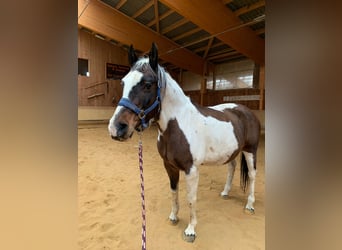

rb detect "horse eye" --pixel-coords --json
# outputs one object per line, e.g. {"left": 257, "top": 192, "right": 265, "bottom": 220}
{"left": 145, "top": 81, "right": 152, "bottom": 90}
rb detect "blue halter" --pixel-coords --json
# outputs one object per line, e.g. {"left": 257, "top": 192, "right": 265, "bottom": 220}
{"left": 117, "top": 81, "right": 161, "bottom": 130}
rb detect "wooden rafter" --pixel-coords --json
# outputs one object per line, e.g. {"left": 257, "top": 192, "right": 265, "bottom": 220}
{"left": 213, "top": 41, "right": 225, "bottom": 47}
{"left": 234, "top": 0, "right": 265, "bottom": 16}
{"left": 222, "top": 0, "right": 233, "bottom": 5}
{"left": 78, "top": 0, "right": 205, "bottom": 75}
{"left": 147, "top": 9, "right": 173, "bottom": 27}
{"left": 194, "top": 41, "right": 225, "bottom": 53}
{"left": 213, "top": 54, "right": 245, "bottom": 63}
{"left": 172, "top": 27, "right": 201, "bottom": 41}
{"left": 208, "top": 48, "right": 235, "bottom": 58}
{"left": 208, "top": 51, "right": 240, "bottom": 61}
{"left": 161, "top": 18, "right": 188, "bottom": 35}
{"left": 203, "top": 37, "right": 214, "bottom": 58}
{"left": 256, "top": 28, "right": 265, "bottom": 35}
{"left": 160, "top": 0, "right": 265, "bottom": 64}
{"left": 115, "top": 0, "right": 127, "bottom": 9}
{"left": 78, "top": 0, "right": 89, "bottom": 18}
{"left": 132, "top": 1, "right": 154, "bottom": 18}
{"left": 153, "top": 0, "right": 160, "bottom": 32}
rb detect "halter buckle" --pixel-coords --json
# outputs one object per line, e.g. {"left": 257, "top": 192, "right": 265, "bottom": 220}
{"left": 138, "top": 110, "right": 146, "bottom": 120}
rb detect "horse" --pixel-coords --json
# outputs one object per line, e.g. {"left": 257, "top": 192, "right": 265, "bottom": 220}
{"left": 108, "top": 43, "right": 260, "bottom": 243}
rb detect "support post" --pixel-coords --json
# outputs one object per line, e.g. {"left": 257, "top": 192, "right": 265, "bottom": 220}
{"left": 212, "top": 64, "right": 216, "bottom": 90}
{"left": 200, "top": 61, "right": 208, "bottom": 106}
{"left": 258, "top": 64, "right": 265, "bottom": 110}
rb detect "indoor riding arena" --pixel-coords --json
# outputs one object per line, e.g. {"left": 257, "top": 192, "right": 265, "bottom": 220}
{"left": 78, "top": 0, "right": 265, "bottom": 249}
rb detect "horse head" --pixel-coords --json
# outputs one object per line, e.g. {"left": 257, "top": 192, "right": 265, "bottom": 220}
{"left": 108, "top": 43, "right": 161, "bottom": 141}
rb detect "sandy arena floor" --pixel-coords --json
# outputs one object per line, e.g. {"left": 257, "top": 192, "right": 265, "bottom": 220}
{"left": 78, "top": 123, "right": 265, "bottom": 250}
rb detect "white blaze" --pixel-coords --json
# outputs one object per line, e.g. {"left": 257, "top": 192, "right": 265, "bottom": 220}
{"left": 108, "top": 70, "right": 143, "bottom": 137}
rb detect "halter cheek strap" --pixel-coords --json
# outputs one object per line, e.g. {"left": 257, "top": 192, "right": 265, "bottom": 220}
{"left": 117, "top": 85, "right": 161, "bottom": 129}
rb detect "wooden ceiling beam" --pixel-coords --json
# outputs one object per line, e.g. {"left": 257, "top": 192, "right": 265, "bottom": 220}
{"left": 161, "top": 18, "right": 188, "bottom": 35}
{"left": 160, "top": 0, "right": 264, "bottom": 64}
{"left": 147, "top": 9, "right": 173, "bottom": 27}
{"left": 172, "top": 27, "right": 201, "bottom": 41}
{"left": 208, "top": 48, "right": 235, "bottom": 57}
{"left": 208, "top": 51, "right": 240, "bottom": 60}
{"left": 213, "top": 54, "right": 245, "bottom": 63}
{"left": 78, "top": 0, "right": 205, "bottom": 75}
{"left": 203, "top": 37, "right": 214, "bottom": 58}
{"left": 132, "top": 1, "right": 154, "bottom": 18}
{"left": 153, "top": 0, "right": 160, "bottom": 32}
{"left": 234, "top": 0, "right": 265, "bottom": 16}
{"left": 222, "top": 0, "right": 233, "bottom": 4}
{"left": 194, "top": 41, "right": 227, "bottom": 53}
{"left": 256, "top": 28, "right": 265, "bottom": 35}
{"left": 115, "top": 0, "right": 127, "bottom": 9}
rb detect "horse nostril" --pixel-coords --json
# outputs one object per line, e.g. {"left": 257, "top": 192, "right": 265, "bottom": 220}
{"left": 116, "top": 122, "right": 128, "bottom": 137}
{"left": 118, "top": 122, "right": 128, "bottom": 130}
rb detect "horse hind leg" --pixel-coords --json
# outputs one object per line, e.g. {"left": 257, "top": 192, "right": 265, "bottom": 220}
{"left": 221, "top": 159, "right": 237, "bottom": 198}
{"left": 183, "top": 165, "right": 199, "bottom": 243}
{"left": 242, "top": 151, "right": 257, "bottom": 214}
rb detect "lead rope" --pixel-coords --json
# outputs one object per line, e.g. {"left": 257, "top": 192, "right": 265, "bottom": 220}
{"left": 138, "top": 132, "right": 147, "bottom": 250}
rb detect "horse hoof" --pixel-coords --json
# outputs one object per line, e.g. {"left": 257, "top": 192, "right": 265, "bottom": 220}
{"left": 169, "top": 218, "right": 179, "bottom": 226}
{"left": 183, "top": 232, "right": 196, "bottom": 243}
{"left": 220, "top": 194, "right": 229, "bottom": 200}
{"left": 244, "top": 207, "right": 255, "bottom": 215}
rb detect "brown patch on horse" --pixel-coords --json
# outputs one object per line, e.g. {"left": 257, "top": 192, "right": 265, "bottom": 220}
{"left": 157, "top": 119, "right": 193, "bottom": 175}
{"left": 227, "top": 105, "right": 260, "bottom": 154}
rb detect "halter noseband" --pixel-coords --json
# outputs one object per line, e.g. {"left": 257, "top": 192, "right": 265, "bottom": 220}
{"left": 117, "top": 79, "right": 161, "bottom": 130}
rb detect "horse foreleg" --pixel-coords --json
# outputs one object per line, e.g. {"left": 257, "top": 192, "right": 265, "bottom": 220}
{"left": 183, "top": 166, "right": 199, "bottom": 243}
{"left": 243, "top": 151, "right": 257, "bottom": 214}
{"left": 163, "top": 161, "right": 180, "bottom": 224}
{"left": 169, "top": 187, "right": 179, "bottom": 224}
{"left": 221, "top": 159, "right": 237, "bottom": 198}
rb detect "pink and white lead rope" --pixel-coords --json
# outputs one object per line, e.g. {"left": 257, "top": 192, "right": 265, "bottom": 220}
{"left": 138, "top": 135, "right": 146, "bottom": 250}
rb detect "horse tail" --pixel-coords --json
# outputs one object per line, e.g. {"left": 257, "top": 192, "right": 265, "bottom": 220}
{"left": 240, "top": 153, "right": 249, "bottom": 193}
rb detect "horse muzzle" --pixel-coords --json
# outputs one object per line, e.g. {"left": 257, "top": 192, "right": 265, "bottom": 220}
{"left": 109, "top": 120, "right": 135, "bottom": 141}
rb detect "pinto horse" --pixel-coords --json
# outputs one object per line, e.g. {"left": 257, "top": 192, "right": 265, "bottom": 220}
{"left": 108, "top": 43, "right": 260, "bottom": 242}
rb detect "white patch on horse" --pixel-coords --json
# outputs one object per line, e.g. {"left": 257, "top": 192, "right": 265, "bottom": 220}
{"left": 158, "top": 73, "right": 239, "bottom": 166}
{"left": 133, "top": 57, "right": 149, "bottom": 69}
{"left": 121, "top": 70, "right": 143, "bottom": 98}
{"left": 169, "top": 188, "right": 179, "bottom": 222}
{"left": 243, "top": 151, "right": 257, "bottom": 211}
{"left": 184, "top": 166, "right": 199, "bottom": 238}
{"left": 210, "top": 103, "right": 238, "bottom": 111}
{"left": 157, "top": 130, "right": 162, "bottom": 142}
{"left": 108, "top": 112, "right": 118, "bottom": 136}
{"left": 221, "top": 159, "right": 237, "bottom": 197}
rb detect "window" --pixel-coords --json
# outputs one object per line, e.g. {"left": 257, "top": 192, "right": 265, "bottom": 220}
{"left": 207, "top": 59, "right": 254, "bottom": 90}
{"left": 78, "top": 58, "right": 89, "bottom": 76}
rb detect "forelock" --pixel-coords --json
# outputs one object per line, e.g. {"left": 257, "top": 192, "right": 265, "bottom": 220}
{"left": 131, "top": 57, "right": 157, "bottom": 77}
{"left": 121, "top": 56, "right": 162, "bottom": 98}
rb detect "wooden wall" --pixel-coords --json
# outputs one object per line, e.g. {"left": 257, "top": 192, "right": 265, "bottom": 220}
{"left": 185, "top": 88, "right": 262, "bottom": 110}
{"left": 78, "top": 29, "right": 128, "bottom": 106}
{"left": 78, "top": 28, "right": 265, "bottom": 112}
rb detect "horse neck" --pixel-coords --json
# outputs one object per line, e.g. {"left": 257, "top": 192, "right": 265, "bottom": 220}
{"left": 158, "top": 69, "right": 194, "bottom": 130}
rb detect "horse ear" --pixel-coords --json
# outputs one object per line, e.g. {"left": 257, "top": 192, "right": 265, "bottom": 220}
{"left": 128, "top": 45, "right": 138, "bottom": 66}
{"left": 149, "top": 43, "right": 158, "bottom": 72}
